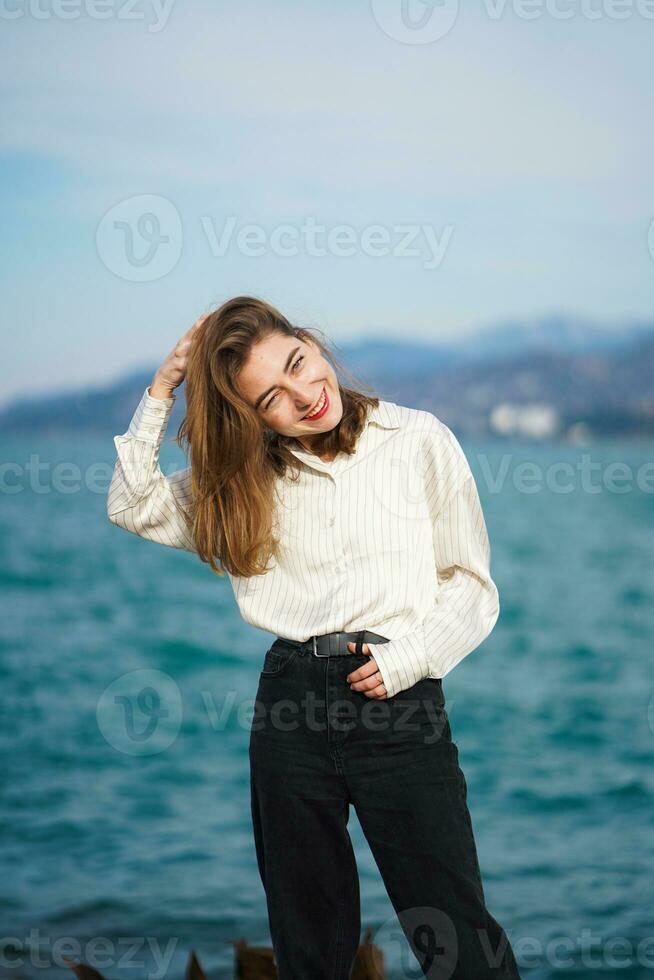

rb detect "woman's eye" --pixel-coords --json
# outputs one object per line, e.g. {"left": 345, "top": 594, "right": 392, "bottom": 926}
{"left": 264, "top": 355, "right": 305, "bottom": 411}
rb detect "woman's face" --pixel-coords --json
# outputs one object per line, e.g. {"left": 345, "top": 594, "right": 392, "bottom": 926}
{"left": 238, "top": 332, "right": 343, "bottom": 447}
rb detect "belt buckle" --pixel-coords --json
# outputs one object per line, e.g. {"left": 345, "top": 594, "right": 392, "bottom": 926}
{"left": 311, "top": 635, "right": 331, "bottom": 658}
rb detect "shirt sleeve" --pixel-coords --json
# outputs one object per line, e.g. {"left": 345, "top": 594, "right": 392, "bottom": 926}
{"left": 106, "top": 385, "right": 197, "bottom": 554}
{"left": 365, "top": 416, "right": 500, "bottom": 697}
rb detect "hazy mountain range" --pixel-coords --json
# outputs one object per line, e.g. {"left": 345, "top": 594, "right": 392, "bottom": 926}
{"left": 3, "top": 315, "right": 654, "bottom": 440}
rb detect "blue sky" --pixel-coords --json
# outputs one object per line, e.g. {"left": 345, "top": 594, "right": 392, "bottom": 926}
{"left": 2, "top": 0, "right": 653, "bottom": 406}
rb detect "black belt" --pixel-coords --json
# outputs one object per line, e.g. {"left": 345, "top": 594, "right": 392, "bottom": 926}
{"left": 280, "top": 629, "right": 390, "bottom": 658}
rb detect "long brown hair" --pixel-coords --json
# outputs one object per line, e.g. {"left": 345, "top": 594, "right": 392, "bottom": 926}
{"left": 174, "top": 296, "right": 382, "bottom": 578}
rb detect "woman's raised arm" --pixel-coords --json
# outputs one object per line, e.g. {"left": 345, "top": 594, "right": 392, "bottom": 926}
{"left": 106, "top": 314, "right": 209, "bottom": 553}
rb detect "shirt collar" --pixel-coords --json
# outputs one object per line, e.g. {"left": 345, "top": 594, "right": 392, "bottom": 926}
{"left": 365, "top": 399, "right": 401, "bottom": 430}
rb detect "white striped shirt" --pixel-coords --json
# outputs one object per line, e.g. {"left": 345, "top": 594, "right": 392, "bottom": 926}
{"left": 107, "top": 385, "right": 500, "bottom": 697}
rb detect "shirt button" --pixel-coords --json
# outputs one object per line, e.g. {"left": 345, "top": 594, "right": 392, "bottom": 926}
{"left": 328, "top": 516, "right": 335, "bottom": 526}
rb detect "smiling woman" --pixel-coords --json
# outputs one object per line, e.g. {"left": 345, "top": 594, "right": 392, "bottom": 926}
{"left": 106, "top": 293, "right": 520, "bottom": 980}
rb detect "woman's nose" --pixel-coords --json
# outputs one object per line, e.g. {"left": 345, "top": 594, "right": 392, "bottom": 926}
{"left": 293, "top": 385, "right": 319, "bottom": 411}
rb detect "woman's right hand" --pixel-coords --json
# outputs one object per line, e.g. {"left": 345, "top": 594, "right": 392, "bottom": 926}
{"left": 149, "top": 313, "right": 211, "bottom": 399}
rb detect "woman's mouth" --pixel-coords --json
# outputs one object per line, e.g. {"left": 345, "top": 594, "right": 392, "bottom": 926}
{"left": 302, "top": 386, "right": 329, "bottom": 422}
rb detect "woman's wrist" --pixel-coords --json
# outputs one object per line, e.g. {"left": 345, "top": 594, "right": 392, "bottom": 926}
{"left": 149, "top": 375, "right": 177, "bottom": 400}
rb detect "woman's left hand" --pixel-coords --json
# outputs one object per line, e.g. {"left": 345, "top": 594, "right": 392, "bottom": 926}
{"left": 346, "top": 642, "right": 388, "bottom": 698}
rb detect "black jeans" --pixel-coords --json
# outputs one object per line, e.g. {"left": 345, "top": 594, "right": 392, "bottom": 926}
{"left": 249, "top": 636, "right": 521, "bottom": 980}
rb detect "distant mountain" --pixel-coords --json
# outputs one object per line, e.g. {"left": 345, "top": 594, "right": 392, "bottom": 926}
{"left": 380, "top": 331, "right": 654, "bottom": 438}
{"left": 334, "top": 314, "right": 654, "bottom": 381}
{"left": 2, "top": 317, "right": 653, "bottom": 440}
{"left": 459, "top": 314, "right": 654, "bottom": 360}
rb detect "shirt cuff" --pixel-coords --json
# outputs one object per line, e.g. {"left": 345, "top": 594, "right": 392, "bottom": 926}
{"left": 365, "top": 627, "right": 431, "bottom": 699}
{"left": 126, "top": 385, "right": 176, "bottom": 447}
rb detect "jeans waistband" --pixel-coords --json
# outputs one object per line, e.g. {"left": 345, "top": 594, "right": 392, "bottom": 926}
{"left": 275, "top": 629, "right": 390, "bottom": 658}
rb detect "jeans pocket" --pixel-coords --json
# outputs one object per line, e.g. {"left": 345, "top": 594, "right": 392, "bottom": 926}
{"left": 260, "top": 642, "right": 301, "bottom": 677}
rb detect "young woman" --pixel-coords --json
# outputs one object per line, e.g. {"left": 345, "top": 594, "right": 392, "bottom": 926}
{"left": 107, "top": 296, "right": 521, "bottom": 980}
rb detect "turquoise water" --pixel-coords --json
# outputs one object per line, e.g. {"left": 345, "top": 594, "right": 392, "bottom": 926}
{"left": 1, "top": 434, "right": 653, "bottom": 979}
